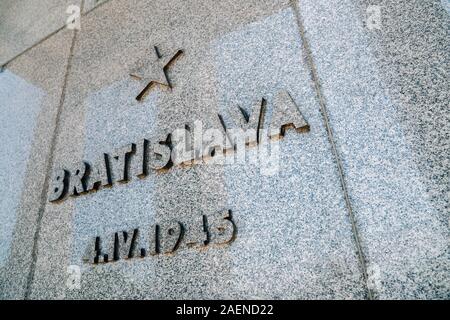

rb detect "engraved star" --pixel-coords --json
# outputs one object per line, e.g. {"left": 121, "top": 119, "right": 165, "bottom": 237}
{"left": 130, "top": 46, "right": 183, "bottom": 101}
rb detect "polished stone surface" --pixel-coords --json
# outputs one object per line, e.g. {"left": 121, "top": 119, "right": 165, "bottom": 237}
{"left": 83, "top": 0, "right": 110, "bottom": 13}
{"left": 0, "top": 0, "right": 448, "bottom": 300}
{"left": 0, "top": 0, "right": 80, "bottom": 65}
{"left": 29, "top": 0, "right": 367, "bottom": 299}
{"left": 0, "top": 28, "right": 74, "bottom": 299}
{"left": 297, "top": 0, "right": 449, "bottom": 299}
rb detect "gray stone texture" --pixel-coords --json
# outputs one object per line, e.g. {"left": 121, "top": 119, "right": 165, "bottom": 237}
{"left": 0, "top": 28, "right": 75, "bottom": 299}
{"left": 0, "top": 0, "right": 448, "bottom": 300}
{"left": 297, "top": 0, "right": 449, "bottom": 299}
{"left": 0, "top": 0, "right": 81, "bottom": 65}
{"left": 29, "top": 0, "right": 367, "bottom": 299}
{"left": 83, "top": 0, "right": 111, "bottom": 14}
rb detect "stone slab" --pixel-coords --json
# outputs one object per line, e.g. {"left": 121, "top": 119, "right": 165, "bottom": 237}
{"left": 0, "top": 28, "right": 74, "bottom": 299}
{"left": 29, "top": 0, "right": 368, "bottom": 299}
{"left": 297, "top": 0, "right": 449, "bottom": 299}
{"left": 1, "top": 0, "right": 447, "bottom": 300}
{"left": 0, "top": 0, "right": 81, "bottom": 65}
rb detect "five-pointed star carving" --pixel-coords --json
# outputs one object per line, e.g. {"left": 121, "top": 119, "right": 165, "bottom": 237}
{"left": 130, "top": 46, "right": 183, "bottom": 101}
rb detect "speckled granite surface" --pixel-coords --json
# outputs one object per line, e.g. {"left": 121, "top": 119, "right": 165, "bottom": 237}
{"left": 28, "top": 0, "right": 367, "bottom": 299}
{"left": 0, "top": 0, "right": 81, "bottom": 65}
{"left": 0, "top": 29, "right": 75, "bottom": 299}
{"left": 297, "top": 0, "right": 449, "bottom": 299}
{"left": 0, "top": 0, "right": 448, "bottom": 299}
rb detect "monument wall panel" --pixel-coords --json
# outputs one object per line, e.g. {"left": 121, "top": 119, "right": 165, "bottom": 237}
{"left": 0, "top": 0, "right": 448, "bottom": 300}
{"left": 0, "top": 29, "right": 75, "bottom": 299}
{"left": 297, "top": 0, "right": 449, "bottom": 299}
{"left": 29, "top": 0, "right": 368, "bottom": 299}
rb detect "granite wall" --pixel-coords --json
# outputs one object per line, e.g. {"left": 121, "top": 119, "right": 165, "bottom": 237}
{"left": 0, "top": 0, "right": 448, "bottom": 299}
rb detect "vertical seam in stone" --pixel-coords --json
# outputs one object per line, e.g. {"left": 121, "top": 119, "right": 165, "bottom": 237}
{"left": 289, "top": 0, "right": 374, "bottom": 300}
{"left": 24, "top": 0, "right": 83, "bottom": 299}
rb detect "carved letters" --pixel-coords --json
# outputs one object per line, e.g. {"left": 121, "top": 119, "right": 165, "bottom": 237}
{"left": 82, "top": 210, "right": 236, "bottom": 264}
{"left": 48, "top": 89, "right": 309, "bottom": 202}
{"left": 48, "top": 46, "right": 312, "bottom": 266}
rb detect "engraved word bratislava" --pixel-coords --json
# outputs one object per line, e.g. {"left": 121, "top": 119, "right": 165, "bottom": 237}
{"left": 48, "top": 47, "right": 311, "bottom": 264}
{"left": 48, "top": 89, "right": 309, "bottom": 202}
